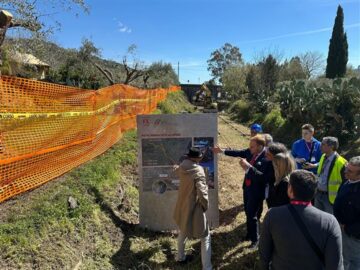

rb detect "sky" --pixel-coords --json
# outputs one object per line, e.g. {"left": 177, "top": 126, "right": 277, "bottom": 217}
{"left": 14, "top": 0, "right": 360, "bottom": 84}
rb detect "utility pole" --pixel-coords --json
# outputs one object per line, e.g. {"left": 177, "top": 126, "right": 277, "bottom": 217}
{"left": 177, "top": 61, "right": 180, "bottom": 82}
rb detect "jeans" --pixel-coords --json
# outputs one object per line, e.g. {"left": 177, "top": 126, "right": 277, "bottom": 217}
{"left": 177, "top": 231, "right": 212, "bottom": 270}
{"left": 314, "top": 192, "right": 333, "bottom": 214}
{"left": 342, "top": 230, "right": 360, "bottom": 270}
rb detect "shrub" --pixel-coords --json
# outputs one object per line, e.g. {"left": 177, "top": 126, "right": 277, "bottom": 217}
{"left": 262, "top": 107, "right": 286, "bottom": 134}
{"left": 252, "top": 113, "right": 266, "bottom": 125}
{"left": 217, "top": 100, "right": 231, "bottom": 111}
{"left": 277, "top": 77, "right": 360, "bottom": 146}
{"left": 273, "top": 120, "right": 300, "bottom": 146}
{"left": 157, "top": 91, "right": 194, "bottom": 114}
{"left": 228, "top": 99, "right": 251, "bottom": 122}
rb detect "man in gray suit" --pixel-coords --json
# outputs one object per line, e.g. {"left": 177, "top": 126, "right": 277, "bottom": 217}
{"left": 259, "top": 170, "right": 343, "bottom": 270}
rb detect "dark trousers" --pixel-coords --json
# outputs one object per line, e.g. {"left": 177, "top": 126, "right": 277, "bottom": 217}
{"left": 244, "top": 187, "right": 264, "bottom": 242}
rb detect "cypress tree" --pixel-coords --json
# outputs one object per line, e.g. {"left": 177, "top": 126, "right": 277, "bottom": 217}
{"left": 326, "top": 5, "right": 348, "bottom": 78}
{"left": 259, "top": 54, "right": 279, "bottom": 95}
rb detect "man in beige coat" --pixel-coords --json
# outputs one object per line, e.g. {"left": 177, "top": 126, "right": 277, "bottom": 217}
{"left": 173, "top": 147, "right": 212, "bottom": 270}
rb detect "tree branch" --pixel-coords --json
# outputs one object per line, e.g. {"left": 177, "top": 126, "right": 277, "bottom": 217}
{"left": 92, "top": 61, "right": 115, "bottom": 85}
{"left": 9, "top": 19, "right": 41, "bottom": 31}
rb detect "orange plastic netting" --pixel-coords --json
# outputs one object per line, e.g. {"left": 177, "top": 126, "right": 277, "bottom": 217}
{"left": 0, "top": 75, "right": 179, "bottom": 203}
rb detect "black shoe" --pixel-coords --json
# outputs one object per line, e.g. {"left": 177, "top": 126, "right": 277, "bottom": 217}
{"left": 249, "top": 241, "right": 259, "bottom": 250}
{"left": 177, "top": 254, "right": 194, "bottom": 265}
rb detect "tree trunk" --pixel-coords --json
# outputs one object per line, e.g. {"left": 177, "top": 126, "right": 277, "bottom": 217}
{"left": 92, "top": 61, "right": 115, "bottom": 85}
{"left": 0, "top": 10, "right": 13, "bottom": 71}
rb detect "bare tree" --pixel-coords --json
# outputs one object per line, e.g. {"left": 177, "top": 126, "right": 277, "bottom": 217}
{"left": 121, "top": 44, "right": 147, "bottom": 85}
{"left": 0, "top": 0, "right": 88, "bottom": 68}
{"left": 252, "top": 46, "right": 285, "bottom": 64}
{"left": 142, "top": 72, "right": 151, "bottom": 88}
{"left": 0, "top": 0, "right": 88, "bottom": 44}
{"left": 78, "top": 41, "right": 149, "bottom": 87}
{"left": 299, "top": 51, "right": 325, "bottom": 79}
{"left": 122, "top": 59, "right": 146, "bottom": 85}
{"left": 0, "top": 10, "right": 41, "bottom": 49}
{"left": 78, "top": 38, "right": 115, "bottom": 85}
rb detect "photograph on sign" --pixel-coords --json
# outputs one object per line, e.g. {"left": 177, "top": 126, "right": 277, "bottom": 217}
{"left": 194, "top": 137, "right": 215, "bottom": 189}
{"left": 142, "top": 167, "right": 180, "bottom": 193}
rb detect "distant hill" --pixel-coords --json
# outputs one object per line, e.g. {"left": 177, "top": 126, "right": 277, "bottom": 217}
{"left": 2, "top": 38, "right": 179, "bottom": 89}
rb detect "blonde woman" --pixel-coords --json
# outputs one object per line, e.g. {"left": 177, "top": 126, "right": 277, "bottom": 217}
{"left": 267, "top": 153, "right": 296, "bottom": 208}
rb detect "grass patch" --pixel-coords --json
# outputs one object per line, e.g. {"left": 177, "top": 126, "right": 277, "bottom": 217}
{"left": 228, "top": 99, "right": 252, "bottom": 123}
{"left": 158, "top": 91, "right": 195, "bottom": 114}
{"left": 0, "top": 131, "right": 138, "bottom": 269}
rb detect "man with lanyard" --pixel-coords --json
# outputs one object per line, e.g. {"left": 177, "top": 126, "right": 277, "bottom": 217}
{"left": 213, "top": 135, "right": 271, "bottom": 249}
{"left": 334, "top": 156, "right": 360, "bottom": 270}
{"left": 315, "top": 136, "right": 347, "bottom": 214}
{"left": 292, "top": 124, "right": 322, "bottom": 173}
{"left": 259, "top": 170, "right": 343, "bottom": 270}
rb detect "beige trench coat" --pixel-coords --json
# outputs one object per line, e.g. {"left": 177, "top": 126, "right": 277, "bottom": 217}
{"left": 173, "top": 159, "right": 209, "bottom": 239}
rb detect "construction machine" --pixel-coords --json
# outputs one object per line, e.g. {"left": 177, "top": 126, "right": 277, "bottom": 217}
{"left": 192, "top": 84, "right": 217, "bottom": 113}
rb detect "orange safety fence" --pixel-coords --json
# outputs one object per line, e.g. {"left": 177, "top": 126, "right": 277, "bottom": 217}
{"left": 0, "top": 75, "right": 180, "bottom": 203}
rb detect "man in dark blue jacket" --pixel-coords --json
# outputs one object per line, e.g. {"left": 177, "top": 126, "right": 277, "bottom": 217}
{"left": 334, "top": 156, "right": 360, "bottom": 270}
{"left": 213, "top": 135, "right": 271, "bottom": 248}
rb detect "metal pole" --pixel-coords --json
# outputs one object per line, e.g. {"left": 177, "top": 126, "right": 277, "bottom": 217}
{"left": 177, "top": 61, "right": 180, "bottom": 81}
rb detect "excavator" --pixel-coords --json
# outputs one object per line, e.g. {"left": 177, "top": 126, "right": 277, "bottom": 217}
{"left": 192, "top": 83, "right": 217, "bottom": 113}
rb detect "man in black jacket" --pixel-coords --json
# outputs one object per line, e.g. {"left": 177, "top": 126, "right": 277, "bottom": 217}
{"left": 259, "top": 170, "right": 343, "bottom": 270}
{"left": 213, "top": 135, "right": 271, "bottom": 248}
{"left": 334, "top": 156, "right": 360, "bottom": 270}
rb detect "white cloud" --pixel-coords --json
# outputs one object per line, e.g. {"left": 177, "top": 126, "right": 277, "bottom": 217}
{"left": 239, "top": 23, "right": 360, "bottom": 44}
{"left": 117, "top": 21, "right": 132, "bottom": 33}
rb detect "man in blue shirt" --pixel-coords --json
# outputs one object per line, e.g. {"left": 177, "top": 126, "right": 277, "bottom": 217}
{"left": 291, "top": 124, "right": 322, "bottom": 173}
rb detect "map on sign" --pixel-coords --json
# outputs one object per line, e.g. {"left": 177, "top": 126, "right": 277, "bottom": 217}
{"left": 142, "top": 138, "right": 192, "bottom": 166}
{"left": 141, "top": 136, "right": 215, "bottom": 191}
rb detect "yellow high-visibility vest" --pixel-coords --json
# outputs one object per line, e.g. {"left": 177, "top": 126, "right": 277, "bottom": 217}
{"left": 317, "top": 154, "right": 347, "bottom": 204}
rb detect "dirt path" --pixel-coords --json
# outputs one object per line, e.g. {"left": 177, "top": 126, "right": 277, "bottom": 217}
{"left": 204, "top": 114, "right": 262, "bottom": 269}
{"left": 217, "top": 113, "right": 249, "bottom": 214}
